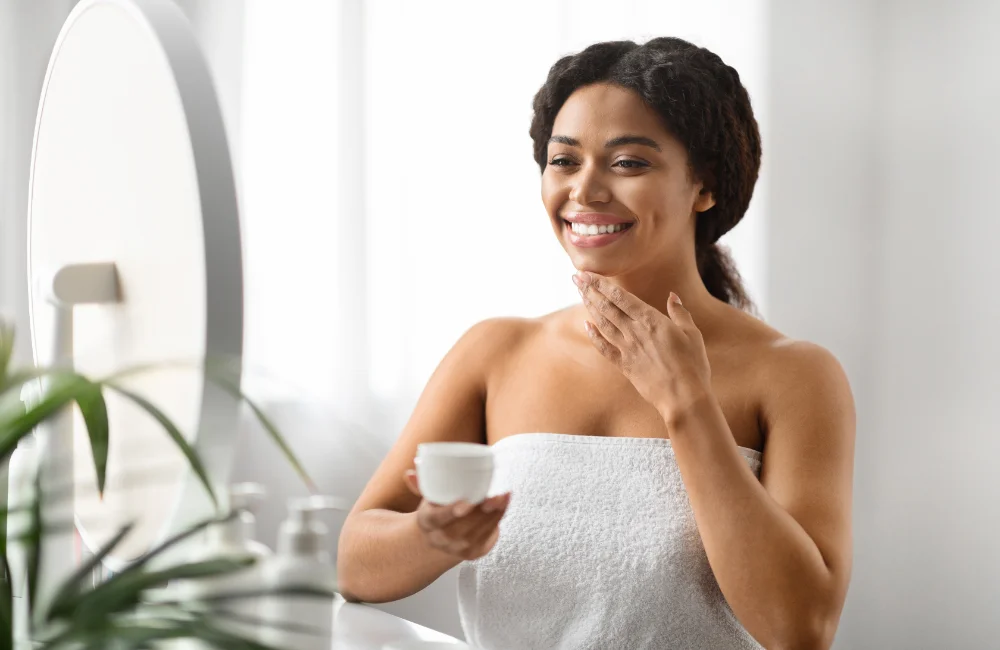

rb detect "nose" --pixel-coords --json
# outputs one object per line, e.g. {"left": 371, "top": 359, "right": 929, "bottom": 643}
{"left": 568, "top": 165, "right": 611, "bottom": 205}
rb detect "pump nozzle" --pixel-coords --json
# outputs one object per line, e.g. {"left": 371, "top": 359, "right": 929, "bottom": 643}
{"left": 277, "top": 495, "right": 351, "bottom": 557}
{"left": 229, "top": 483, "right": 265, "bottom": 512}
{"left": 210, "top": 483, "right": 266, "bottom": 547}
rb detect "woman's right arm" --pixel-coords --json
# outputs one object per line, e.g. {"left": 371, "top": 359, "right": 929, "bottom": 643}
{"left": 336, "top": 318, "right": 523, "bottom": 604}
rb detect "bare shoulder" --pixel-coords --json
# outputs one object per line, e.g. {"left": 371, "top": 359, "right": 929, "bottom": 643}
{"left": 721, "top": 305, "right": 850, "bottom": 388}
{"left": 725, "top": 309, "right": 855, "bottom": 444}
{"left": 761, "top": 335, "right": 854, "bottom": 429}
{"left": 722, "top": 311, "right": 856, "bottom": 611}
{"left": 452, "top": 315, "right": 547, "bottom": 389}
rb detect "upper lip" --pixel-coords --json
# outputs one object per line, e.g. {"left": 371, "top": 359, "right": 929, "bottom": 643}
{"left": 562, "top": 212, "right": 634, "bottom": 225}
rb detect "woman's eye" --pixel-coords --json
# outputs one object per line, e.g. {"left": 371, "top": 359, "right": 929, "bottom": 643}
{"left": 614, "top": 159, "right": 649, "bottom": 169}
{"left": 549, "top": 157, "right": 575, "bottom": 167}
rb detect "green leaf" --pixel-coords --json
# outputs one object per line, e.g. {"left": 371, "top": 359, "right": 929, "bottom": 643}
{"left": 0, "top": 371, "right": 85, "bottom": 460}
{"left": 0, "top": 368, "right": 48, "bottom": 402}
{"left": 70, "top": 557, "right": 256, "bottom": 623}
{"left": 38, "top": 616, "right": 191, "bottom": 650}
{"left": 102, "top": 382, "right": 218, "bottom": 509}
{"left": 0, "top": 370, "right": 109, "bottom": 494}
{"left": 157, "top": 583, "right": 335, "bottom": 610}
{"left": 205, "top": 360, "right": 316, "bottom": 493}
{"left": 0, "top": 544, "right": 13, "bottom": 650}
{"left": 126, "top": 511, "right": 237, "bottom": 574}
{"left": 0, "top": 319, "right": 13, "bottom": 388}
{"left": 74, "top": 380, "right": 109, "bottom": 495}
{"left": 65, "top": 510, "right": 240, "bottom": 614}
{"left": 45, "top": 523, "right": 134, "bottom": 622}
{"left": 26, "top": 472, "right": 42, "bottom": 617}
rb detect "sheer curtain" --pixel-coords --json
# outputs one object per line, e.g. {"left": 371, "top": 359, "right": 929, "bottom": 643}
{"left": 0, "top": 0, "right": 78, "bottom": 366}
{"left": 238, "top": 0, "right": 769, "bottom": 441}
{"left": 1, "top": 0, "right": 767, "bottom": 431}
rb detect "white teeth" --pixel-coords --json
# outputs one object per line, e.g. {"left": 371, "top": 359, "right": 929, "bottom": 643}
{"left": 569, "top": 222, "right": 627, "bottom": 236}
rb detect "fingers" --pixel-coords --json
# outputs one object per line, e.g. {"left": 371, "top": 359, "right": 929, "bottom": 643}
{"left": 442, "top": 494, "right": 510, "bottom": 540}
{"left": 417, "top": 499, "right": 461, "bottom": 531}
{"left": 575, "top": 275, "right": 627, "bottom": 342}
{"left": 404, "top": 469, "right": 421, "bottom": 497}
{"left": 581, "top": 293, "right": 627, "bottom": 346}
{"left": 574, "top": 272, "right": 646, "bottom": 321}
{"left": 585, "top": 320, "right": 621, "bottom": 364}
{"left": 666, "top": 292, "right": 696, "bottom": 330}
{"left": 453, "top": 511, "right": 505, "bottom": 559}
{"left": 451, "top": 500, "right": 508, "bottom": 559}
{"left": 417, "top": 492, "right": 512, "bottom": 559}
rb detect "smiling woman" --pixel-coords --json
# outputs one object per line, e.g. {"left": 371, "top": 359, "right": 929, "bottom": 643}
{"left": 338, "top": 36, "right": 854, "bottom": 650}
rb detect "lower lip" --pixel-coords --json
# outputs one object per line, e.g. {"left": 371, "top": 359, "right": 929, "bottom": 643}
{"left": 564, "top": 221, "right": 634, "bottom": 248}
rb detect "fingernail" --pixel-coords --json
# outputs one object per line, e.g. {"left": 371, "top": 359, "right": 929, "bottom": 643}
{"left": 670, "top": 292, "right": 682, "bottom": 306}
{"left": 481, "top": 500, "right": 496, "bottom": 513}
{"left": 453, "top": 501, "right": 473, "bottom": 517}
{"left": 572, "top": 274, "right": 581, "bottom": 288}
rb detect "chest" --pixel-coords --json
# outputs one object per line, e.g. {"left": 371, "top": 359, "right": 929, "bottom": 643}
{"left": 485, "top": 337, "right": 764, "bottom": 452}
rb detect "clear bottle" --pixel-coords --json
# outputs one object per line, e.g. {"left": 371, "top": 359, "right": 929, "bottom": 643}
{"left": 258, "top": 495, "right": 344, "bottom": 650}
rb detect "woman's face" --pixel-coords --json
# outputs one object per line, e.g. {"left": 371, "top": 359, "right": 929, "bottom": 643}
{"left": 541, "top": 83, "right": 714, "bottom": 277}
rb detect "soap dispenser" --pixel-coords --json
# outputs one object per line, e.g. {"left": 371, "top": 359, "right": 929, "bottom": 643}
{"left": 179, "top": 483, "right": 271, "bottom": 642}
{"left": 258, "top": 495, "right": 344, "bottom": 650}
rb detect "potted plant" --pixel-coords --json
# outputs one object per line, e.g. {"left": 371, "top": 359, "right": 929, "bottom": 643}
{"left": 0, "top": 318, "right": 331, "bottom": 649}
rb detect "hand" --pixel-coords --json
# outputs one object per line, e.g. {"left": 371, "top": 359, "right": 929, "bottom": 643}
{"left": 403, "top": 469, "right": 511, "bottom": 561}
{"left": 573, "top": 271, "right": 713, "bottom": 421}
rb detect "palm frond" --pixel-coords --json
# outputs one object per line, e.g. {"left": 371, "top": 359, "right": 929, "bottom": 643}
{"left": 102, "top": 382, "right": 218, "bottom": 509}
{"left": 0, "top": 322, "right": 327, "bottom": 649}
{"left": 204, "top": 359, "right": 315, "bottom": 493}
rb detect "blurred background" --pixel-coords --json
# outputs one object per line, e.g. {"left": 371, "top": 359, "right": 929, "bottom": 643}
{"left": 2, "top": 0, "right": 998, "bottom": 647}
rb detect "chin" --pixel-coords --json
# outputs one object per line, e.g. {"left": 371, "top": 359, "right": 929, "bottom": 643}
{"left": 571, "top": 259, "right": 619, "bottom": 277}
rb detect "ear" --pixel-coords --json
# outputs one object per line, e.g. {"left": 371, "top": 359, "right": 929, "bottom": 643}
{"left": 693, "top": 185, "right": 716, "bottom": 213}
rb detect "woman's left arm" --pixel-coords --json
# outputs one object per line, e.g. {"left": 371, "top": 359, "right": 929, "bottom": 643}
{"left": 575, "top": 273, "right": 855, "bottom": 650}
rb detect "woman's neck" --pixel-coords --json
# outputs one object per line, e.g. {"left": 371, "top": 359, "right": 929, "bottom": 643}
{"left": 614, "top": 271, "right": 707, "bottom": 312}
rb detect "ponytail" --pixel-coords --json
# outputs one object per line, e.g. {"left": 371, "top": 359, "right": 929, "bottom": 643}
{"left": 696, "top": 242, "right": 755, "bottom": 314}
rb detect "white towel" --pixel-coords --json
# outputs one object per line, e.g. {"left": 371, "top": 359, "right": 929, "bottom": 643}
{"left": 457, "top": 433, "right": 765, "bottom": 650}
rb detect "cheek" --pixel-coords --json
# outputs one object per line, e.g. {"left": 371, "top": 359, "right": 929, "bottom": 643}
{"left": 618, "top": 177, "right": 691, "bottom": 226}
{"left": 540, "top": 171, "right": 566, "bottom": 217}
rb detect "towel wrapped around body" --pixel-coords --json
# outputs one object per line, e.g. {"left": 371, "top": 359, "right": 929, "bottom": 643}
{"left": 457, "top": 432, "right": 765, "bottom": 650}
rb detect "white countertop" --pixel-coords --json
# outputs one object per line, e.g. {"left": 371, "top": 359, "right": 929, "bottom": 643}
{"left": 332, "top": 595, "right": 469, "bottom": 649}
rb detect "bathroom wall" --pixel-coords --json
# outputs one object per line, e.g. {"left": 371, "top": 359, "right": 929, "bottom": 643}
{"left": 767, "top": 0, "right": 1000, "bottom": 647}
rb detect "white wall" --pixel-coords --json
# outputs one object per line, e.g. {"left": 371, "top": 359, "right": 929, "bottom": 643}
{"left": 872, "top": 1, "right": 1000, "bottom": 646}
{"left": 768, "top": 1, "right": 1000, "bottom": 648}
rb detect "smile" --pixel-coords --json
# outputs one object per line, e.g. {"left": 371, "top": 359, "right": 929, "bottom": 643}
{"left": 562, "top": 219, "right": 634, "bottom": 248}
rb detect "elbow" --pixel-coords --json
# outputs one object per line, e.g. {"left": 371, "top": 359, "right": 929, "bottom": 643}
{"left": 336, "top": 551, "right": 370, "bottom": 604}
{"left": 769, "top": 609, "right": 840, "bottom": 650}
{"left": 336, "top": 525, "right": 366, "bottom": 603}
{"left": 335, "top": 528, "right": 395, "bottom": 605}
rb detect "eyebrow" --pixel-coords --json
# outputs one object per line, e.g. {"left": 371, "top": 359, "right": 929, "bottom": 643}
{"left": 548, "top": 134, "right": 662, "bottom": 152}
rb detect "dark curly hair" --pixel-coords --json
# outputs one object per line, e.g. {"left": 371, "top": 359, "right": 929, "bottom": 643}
{"left": 530, "top": 37, "right": 761, "bottom": 312}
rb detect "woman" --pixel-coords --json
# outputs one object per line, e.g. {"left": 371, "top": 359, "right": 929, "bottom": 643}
{"left": 338, "top": 37, "right": 855, "bottom": 650}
